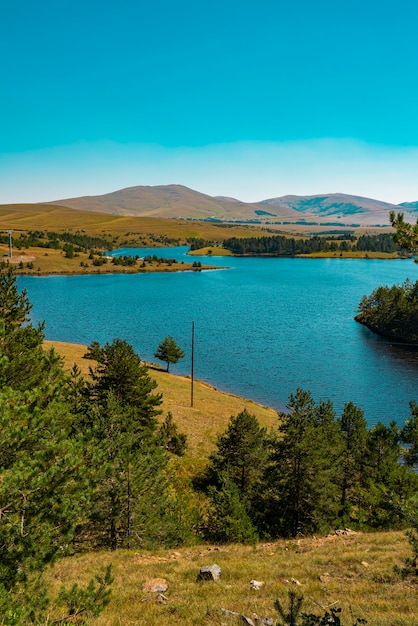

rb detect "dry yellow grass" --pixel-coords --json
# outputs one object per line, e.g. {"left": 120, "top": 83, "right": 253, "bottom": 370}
{"left": 46, "top": 531, "right": 418, "bottom": 625}
{"left": 44, "top": 340, "right": 278, "bottom": 461}
{"left": 0, "top": 204, "right": 276, "bottom": 242}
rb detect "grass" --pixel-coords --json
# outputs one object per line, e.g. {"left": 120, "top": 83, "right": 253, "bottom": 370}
{"left": 46, "top": 531, "right": 417, "bottom": 625}
{"left": 44, "top": 341, "right": 278, "bottom": 463}
{"left": 0, "top": 245, "right": 220, "bottom": 276}
{"left": 42, "top": 342, "right": 418, "bottom": 625}
{"left": 0, "top": 204, "right": 277, "bottom": 244}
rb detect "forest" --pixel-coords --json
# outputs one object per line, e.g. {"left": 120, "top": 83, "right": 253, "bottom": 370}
{"left": 1, "top": 266, "right": 418, "bottom": 623}
{"left": 355, "top": 213, "right": 418, "bottom": 343}
{"left": 221, "top": 233, "right": 400, "bottom": 256}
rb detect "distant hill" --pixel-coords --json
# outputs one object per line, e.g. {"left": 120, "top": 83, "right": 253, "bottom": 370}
{"left": 398, "top": 200, "right": 418, "bottom": 211}
{"left": 46, "top": 185, "right": 305, "bottom": 223}
{"left": 45, "top": 185, "right": 418, "bottom": 226}
{"left": 261, "top": 193, "right": 418, "bottom": 226}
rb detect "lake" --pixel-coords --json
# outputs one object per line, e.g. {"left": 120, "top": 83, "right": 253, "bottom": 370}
{"left": 18, "top": 247, "right": 418, "bottom": 426}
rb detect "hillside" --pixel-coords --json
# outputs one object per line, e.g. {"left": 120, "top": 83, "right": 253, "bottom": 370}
{"left": 45, "top": 184, "right": 306, "bottom": 223}
{"left": 44, "top": 185, "right": 418, "bottom": 226}
{"left": 261, "top": 192, "right": 418, "bottom": 226}
{"left": 43, "top": 343, "right": 418, "bottom": 626}
{"left": 43, "top": 340, "right": 278, "bottom": 465}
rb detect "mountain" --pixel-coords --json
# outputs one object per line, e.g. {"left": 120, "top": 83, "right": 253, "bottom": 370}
{"left": 46, "top": 184, "right": 304, "bottom": 222}
{"left": 45, "top": 186, "right": 418, "bottom": 226}
{"left": 398, "top": 200, "right": 418, "bottom": 211}
{"left": 261, "top": 193, "right": 418, "bottom": 225}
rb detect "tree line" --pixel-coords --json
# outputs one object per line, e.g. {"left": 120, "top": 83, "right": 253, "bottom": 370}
{"left": 355, "top": 213, "right": 418, "bottom": 344}
{"left": 200, "top": 394, "right": 418, "bottom": 544}
{"left": 221, "top": 233, "right": 399, "bottom": 256}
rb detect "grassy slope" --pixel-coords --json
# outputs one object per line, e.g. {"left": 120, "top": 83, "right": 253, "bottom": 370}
{"left": 44, "top": 341, "right": 278, "bottom": 463}
{"left": 48, "top": 531, "right": 416, "bottom": 626}
{"left": 0, "top": 203, "right": 277, "bottom": 241}
{"left": 45, "top": 341, "right": 417, "bottom": 625}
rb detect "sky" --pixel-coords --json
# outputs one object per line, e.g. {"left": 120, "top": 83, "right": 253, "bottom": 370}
{"left": 2, "top": 0, "right": 418, "bottom": 204}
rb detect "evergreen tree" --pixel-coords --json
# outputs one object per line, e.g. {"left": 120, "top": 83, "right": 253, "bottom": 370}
{"left": 204, "top": 475, "right": 259, "bottom": 544}
{"left": 78, "top": 339, "right": 195, "bottom": 549}
{"left": 158, "top": 411, "right": 187, "bottom": 456}
{"left": 207, "top": 409, "right": 271, "bottom": 501}
{"left": 81, "top": 391, "right": 169, "bottom": 549}
{"left": 390, "top": 210, "right": 418, "bottom": 253}
{"left": 363, "top": 421, "right": 418, "bottom": 529}
{"left": 154, "top": 335, "right": 185, "bottom": 372}
{"left": 87, "top": 337, "right": 162, "bottom": 429}
{"left": 0, "top": 267, "right": 63, "bottom": 393}
{"left": 267, "top": 389, "right": 339, "bottom": 537}
{"left": 401, "top": 401, "right": 418, "bottom": 467}
{"left": 336, "top": 402, "right": 368, "bottom": 524}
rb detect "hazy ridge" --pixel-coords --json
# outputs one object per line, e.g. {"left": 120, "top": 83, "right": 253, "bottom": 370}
{"left": 45, "top": 184, "right": 418, "bottom": 226}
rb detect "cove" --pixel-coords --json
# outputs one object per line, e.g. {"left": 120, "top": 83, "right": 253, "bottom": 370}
{"left": 18, "top": 247, "right": 418, "bottom": 426}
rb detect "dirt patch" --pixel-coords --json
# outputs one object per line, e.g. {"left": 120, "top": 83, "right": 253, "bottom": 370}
{"left": 3, "top": 255, "right": 36, "bottom": 264}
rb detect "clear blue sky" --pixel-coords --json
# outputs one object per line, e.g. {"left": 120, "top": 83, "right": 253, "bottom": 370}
{"left": 2, "top": 0, "right": 418, "bottom": 204}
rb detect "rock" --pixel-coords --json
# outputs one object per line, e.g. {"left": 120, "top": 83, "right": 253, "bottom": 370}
{"left": 334, "top": 527, "right": 356, "bottom": 536}
{"left": 253, "top": 616, "right": 273, "bottom": 626}
{"left": 221, "top": 608, "right": 240, "bottom": 619}
{"left": 291, "top": 578, "right": 302, "bottom": 586}
{"left": 319, "top": 573, "right": 332, "bottom": 583}
{"left": 197, "top": 564, "right": 222, "bottom": 581}
{"left": 241, "top": 616, "right": 255, "bottom": 625}
{"left": 142, "top": 578, "right": 169, "bottom": 593}
{"left": 361, "top": 561, "right": 369, "bottom": 568}
{"left": 156, "top": 593, "right": 167, "bottom": 604}
{"left": 250, "top": 580, "right": 264, "bottom": 590}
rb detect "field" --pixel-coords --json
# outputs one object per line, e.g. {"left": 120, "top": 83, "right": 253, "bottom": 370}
{"left": 46, "top": 531, "right": 416, "bottom": 626}
{"left": 43, "top": 341, "right": 418, "bottom": 625}
{"left": 0, "top": 203, "right": 282, "bottom": 244}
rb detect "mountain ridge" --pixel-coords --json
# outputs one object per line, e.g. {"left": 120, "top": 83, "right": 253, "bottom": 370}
{"left": 45, "top": 185, "right": 418, "bottom": 226}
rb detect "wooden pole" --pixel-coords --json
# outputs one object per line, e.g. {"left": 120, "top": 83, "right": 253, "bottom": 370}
{"left": 191, "top": 321, "right": 195, "bottom": 407}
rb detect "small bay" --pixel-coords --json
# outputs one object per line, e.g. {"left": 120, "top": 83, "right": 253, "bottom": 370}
{"left": 19, "top": 247, "right": 418, "bottom": 426}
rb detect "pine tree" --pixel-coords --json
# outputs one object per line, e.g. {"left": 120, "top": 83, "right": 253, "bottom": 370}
{"left": 205, "top": 475, "right": 259, "bottom": 544}
{"left": 154, "top": 335, "right": 185, "bottom": 372}
{"left": 267, "top": 389, "right": 340, "bottom": 537}
{"left": 0, "top": 267, "right": 63, "bottom": 393}
{"left": 337, "top": 402, "right": 368, "bottom": 524}
{"left": 207, "top": 409, "right": 271, "bottom": 501}
{"left": 88, "top": 337, "right": 162, "bottom": 429}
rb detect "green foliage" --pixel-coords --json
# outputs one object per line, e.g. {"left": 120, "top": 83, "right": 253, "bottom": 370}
{"left": 274, "top": 590, "right": 304, "bottom": 625}
{"left": 356, "top": 279, "right": 418, "bottom": 344}
{"left": 274, "top": 591, "right": 367, "bottom": 626}
{"left": 54, "top": 565, "right": 113, "bottom": 625}
{"left": 158, "top": 412, "right": 187, "bottom": 456}
{"left": 390, "top": 211, "right": 418, "bottom": 253}
{"left": 222, "top": 233, "right": 399, "bottom": 256}
{"left": 88, "top": 338, "right": 162, "bottom": 427}
{"left": 154, "top": 335, "right": 185, "bottom": 372}
{"left": 77, "top": 339, "right": 196, "bottom": 549}
{"left": 208, "top": 409, "right": 271, "bottom": 497}
{"left": 401, "top": 401, "right": 418, "bottom": 467}
{"left": 204, "top": 475, "right": 259, "bottom": 544}
{"left": 267, "top": 389, "right": 340, "bottom": 537}
{"left": 0, "top": 268, "right": 64, "bottom": 393}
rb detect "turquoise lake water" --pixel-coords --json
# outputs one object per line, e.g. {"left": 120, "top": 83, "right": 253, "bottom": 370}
{"left": 18, "top": 247, "right": 418, "bottom": 425}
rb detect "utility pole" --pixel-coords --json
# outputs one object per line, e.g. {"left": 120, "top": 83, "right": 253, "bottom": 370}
{"left": 6, "top": 230, "right": 13, "bottom": 258}
{"left": 191, "top": 321, "right": 195, "bottom": 407}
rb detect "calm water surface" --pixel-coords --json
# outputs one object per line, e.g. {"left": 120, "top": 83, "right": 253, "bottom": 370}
{"left": 19, "top": 248, "right": 418, "bottom": 425}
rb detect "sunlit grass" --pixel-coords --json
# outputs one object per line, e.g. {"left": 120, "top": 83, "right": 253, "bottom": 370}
{"left": 46, "top": 532, "right": 418, "bottom": 625}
